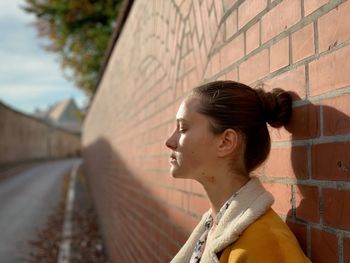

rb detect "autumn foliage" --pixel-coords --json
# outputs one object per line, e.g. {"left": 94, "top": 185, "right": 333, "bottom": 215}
{"left": 22, "top": 0, "right": 123, "bottom": 95}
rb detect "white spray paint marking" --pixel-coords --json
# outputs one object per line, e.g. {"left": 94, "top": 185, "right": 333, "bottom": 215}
{"left": 57, "top": 162, "right": 80, "bottom": 263}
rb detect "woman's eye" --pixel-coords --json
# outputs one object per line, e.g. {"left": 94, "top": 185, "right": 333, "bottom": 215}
{"left": 179, "top": 128, "right": 187, "bottom": 133}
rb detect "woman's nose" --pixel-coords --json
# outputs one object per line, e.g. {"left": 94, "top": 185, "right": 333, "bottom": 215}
{"left": 165, "top": 132, "right": 177, "bottom": 150}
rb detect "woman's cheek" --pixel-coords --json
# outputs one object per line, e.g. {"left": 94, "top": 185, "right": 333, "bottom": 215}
{"left": 178, "top": 135, "right": 194, "bottom": 164}
{"left": 179, "top": 133, "right": 191, "bottom": 149}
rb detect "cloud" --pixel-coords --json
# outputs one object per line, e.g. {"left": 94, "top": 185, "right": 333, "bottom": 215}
{"left": 0, "top": 0, "right": 34, "bottom": 22}
{"left": 0, "top": 52, "right": 64, "bottom": 84}
{"left": 0, "top": 0, "right": 88, "bottom": 114}
{"left": 0, "top": 84, "right": 66, "bottom": 99}
{"left": 0, "top": 21, "right": 43, "bottom": 53}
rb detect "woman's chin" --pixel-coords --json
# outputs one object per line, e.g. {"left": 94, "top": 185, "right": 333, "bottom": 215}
{"left": 170, "top": 166, "right": 185, "bottom": 178}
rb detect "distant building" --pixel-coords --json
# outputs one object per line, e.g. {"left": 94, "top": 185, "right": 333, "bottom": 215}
{"left": 33, "top": 99, "right": 83, "bottom": 133}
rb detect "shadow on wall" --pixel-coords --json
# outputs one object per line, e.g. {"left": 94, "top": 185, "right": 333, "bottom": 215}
{"left": 285, "top": 93, "right": 350, "bottom": 262}
{"left": 82, "top": 138, "right": 191, "bottom": 262}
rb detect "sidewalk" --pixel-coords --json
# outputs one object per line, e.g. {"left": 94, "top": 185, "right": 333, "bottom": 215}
{"left": 25, "top": 163, "right": 108, "bottom": 263}
{"left": 67, "top": 165, "right": 108, "bottom": 263}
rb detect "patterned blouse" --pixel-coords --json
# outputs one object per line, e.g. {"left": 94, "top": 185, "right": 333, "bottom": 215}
{"left": 189, "top": 190, "right": 241, "bottom": 263}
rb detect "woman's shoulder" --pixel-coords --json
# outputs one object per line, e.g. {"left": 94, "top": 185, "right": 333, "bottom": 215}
{"left": 245, "top": 208, "right": 294, "bottom": 234}
{"left": 219, "top": 209, "right": 311, "bottom": 263}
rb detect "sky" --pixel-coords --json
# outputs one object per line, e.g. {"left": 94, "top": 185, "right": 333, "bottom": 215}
{"left": 0, "top": 0, "right": 88, "bottom": 114}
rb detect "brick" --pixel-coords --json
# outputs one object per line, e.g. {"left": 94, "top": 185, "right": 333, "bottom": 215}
{"left": 246, "top": 22, "right": 260, "bottom": 54}
{"left": 265, "top": 146, "right": 308, "bottom": 179}
{"left": 286, "top": 220, "right": 308, "bottom": 254}
{"left": 217, "top": 74, "right": 227, "bottom": 81}
{"left": 167, "top": 189, "right": 183, "bottom": 208}
{"left": 220, "top": 33, "right": 244, "bottom": 69}
{"left": 193, "top": 0, "right": 204, "bottom": 41}
{"left": 318, "top": 1, "right": 350, "bottom": 52}
{"left": 311, "top": 228, "right": 337, "bottom": 263}
{"left": 200, "top": 0, "right": 212, "bottom": 53}
{"left": 179, "top": 51, "right": 195, "bottom": 78}
{"left": 225, "top": 10, "right": 237, "bottom": 40}
{"left": 189, "top": 194, "right": 209, "bottom": 215}
{"left": 174, "top": 0, "right": 184, "bottom": 7}
{"left": 239, "top": 49, "right": 269, "bottom": 84}
{"left": 203, "top": 58, "right": 214, "bottom": 80}
{"left": 238, "top": 0, "right": 267, "bottom": 29}
{"left": 226, "top": 67, "right": 238, "bottom": 81}
{"left": 214, "top": 0, "right": 223, "bottom": 25}
{"left": 168, "top": 207, "right": 199, "bottom": 232}
{"left": 262, "top": 182, "right": 292, "bottom": 216}
{"left": 295, "top": 185, "right": 319, "bottom": 223}
{"left": 292, "top": 23, "right": 315, "bottom": 63}
{"left": 192, "top": 36, "right": 205, "bottom": 75}
{"left": 309, "top": 45, "right": 350, "bottom": 96}
{"left": 344, "top": 237, "right": 350, "bottom": 263}
{"left": 261, "top": 0, "right": 301, "bottom": 43}
{"left": 213, "top": 24, "right": 226, "bottom": 50}
{"left": 322, "top": 94, "right": 350, "bottom": 136}
{"left": 172, "top": 177, "right": 189, "bottom": 191}
{"left": 264, "top": 65, "right": 306, "bottom": 100}
{"left": 149, "top": 184, "right": 168, "bottom": 201}
{"left": 323, "top": 188, "right": 350, "bottom": 231}
{"left": 166, "top": 237, "right": 180, "bottom": 257}
{"left": 288, "top": 104, "right": 320, "bottom": 139}
{"left": 209, "top": 5, "right": 218, "bottom": 41}
{"left": 172, "top": 226, "right": 189, "bottom": 245}
{"left": 179, "top": 0, "right": 191, "bottom": 18}
{"left": 223, "top": 0, "right": 237, "bottom": 11}
{"left": 304, "top": 0, "right": 328, "bottom": 16}
{"left": 270, "top": 37, "right": 289, "bottom": 72}
{"left": 183, "top": 69, "right": 199, "bottom": 94}
{"left": 206, "top": 51, "right": 221, "bottom": 78}
{"left": 312, "top": 142, "right": 350, "bottom": 181}
{"left": 189, "top": 7, "right": 196, "bottom": 35}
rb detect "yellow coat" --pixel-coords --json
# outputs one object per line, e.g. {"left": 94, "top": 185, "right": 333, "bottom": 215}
{"left": 220, "top": 209, "right": 310, "bottom": 263}
{"left": 171, "top": 178, "right": 310, "bottom": 263}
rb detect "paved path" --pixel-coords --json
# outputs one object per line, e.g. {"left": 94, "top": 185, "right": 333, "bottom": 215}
{"left": 0, "top": 159, "right": 80, "bottom": 263}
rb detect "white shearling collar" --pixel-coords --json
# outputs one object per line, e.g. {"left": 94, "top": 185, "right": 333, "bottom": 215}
{"left": 171, "top": 178, "right": 274, "bottom": 263}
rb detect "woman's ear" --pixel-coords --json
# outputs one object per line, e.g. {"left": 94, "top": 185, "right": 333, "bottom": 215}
{"left": 216, "top": 129, "right": 240, "bottom": 157}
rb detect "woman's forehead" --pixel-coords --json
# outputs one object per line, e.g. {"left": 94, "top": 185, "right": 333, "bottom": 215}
{"left": 176, "top": 96, "right": 208, "bottom": 125}
{"left": 176, "top": 97, "right": 200, "bottom": 120}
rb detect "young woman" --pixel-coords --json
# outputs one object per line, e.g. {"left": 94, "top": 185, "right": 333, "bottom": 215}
{"left": 166, "top": 81, "right": 310, "bottom": 263}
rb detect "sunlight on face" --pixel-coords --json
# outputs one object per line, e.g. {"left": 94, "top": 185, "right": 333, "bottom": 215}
{"left": 165, "top": 96, "right": 218, "bottom": 182}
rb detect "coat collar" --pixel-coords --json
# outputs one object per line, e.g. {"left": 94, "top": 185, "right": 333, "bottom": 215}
{"left": 171, "top": 178, "right": 274, "bottom": 263}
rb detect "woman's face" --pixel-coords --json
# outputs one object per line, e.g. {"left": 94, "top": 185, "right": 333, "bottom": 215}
{"left": 165, "top": 96, "right": 218, "bottom": 181}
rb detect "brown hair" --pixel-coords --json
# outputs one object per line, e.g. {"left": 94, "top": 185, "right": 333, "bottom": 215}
{"left": 191, "top": 80, "right": 292, "bottom": 173}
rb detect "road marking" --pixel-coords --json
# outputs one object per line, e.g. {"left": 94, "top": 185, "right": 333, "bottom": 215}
{"left": 57, "top": 162, "right": 80, "bottom": 263}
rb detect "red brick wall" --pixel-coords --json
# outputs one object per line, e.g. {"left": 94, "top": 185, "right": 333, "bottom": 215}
{"left": 82, "top": 1, "right": 350, "bottom": 262}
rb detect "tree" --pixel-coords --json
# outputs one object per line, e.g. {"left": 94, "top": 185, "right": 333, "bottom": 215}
{"left": 22, "top": 0, "right": 123, "bottom": 95}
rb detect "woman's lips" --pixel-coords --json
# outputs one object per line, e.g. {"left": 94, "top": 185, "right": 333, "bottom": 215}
{"left": 169, "top": 155, "right": 177, "bottom": 164}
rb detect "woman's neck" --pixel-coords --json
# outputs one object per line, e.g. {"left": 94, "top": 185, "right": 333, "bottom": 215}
{"left": 202, "top": 172, "right": 250, "bottom": 221}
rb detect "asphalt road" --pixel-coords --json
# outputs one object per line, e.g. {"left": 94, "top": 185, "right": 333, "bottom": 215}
{"left": 0, "top": 159, "right": 80, "bottom": 263}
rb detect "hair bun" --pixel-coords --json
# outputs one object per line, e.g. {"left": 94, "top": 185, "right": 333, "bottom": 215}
{"left": 256, "top": 88, "right": 292, "bottom": 128}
